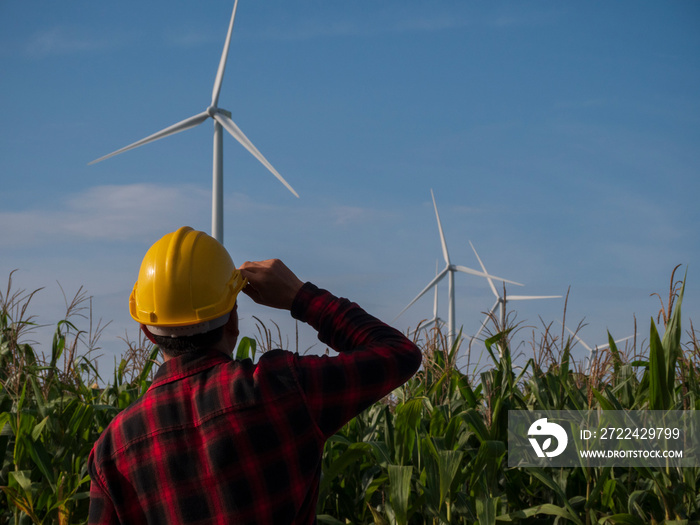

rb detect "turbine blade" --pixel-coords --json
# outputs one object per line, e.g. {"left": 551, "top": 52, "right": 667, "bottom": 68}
{"left": 596, "top": 335, "right": 634, "bottom": 350}
{"left": 211, "top": 0, "right": 239, "bottom": 108}
{"left": 508, "top": 295, "right": 562, "bottom": 301}
{"left": 89, "top": 111, "right": 209, "bottom": 165}
{"left": 472, "top": 300, "right": 499, "bottom": 345}
{"left": 559, "top": 321, "right": 593, "bottom": 352}
{"left": 431, "top": 189, "right": 450, "bottom": 265}
{"left": 394, "top": 267, "right": 448, "bottom": 320}
{"left": 213, "top": 112, "right": 299, "bottom": 198}
{"left": 453, "top": 265, "right": 523, "bottom": 286}
{"left": 418, "top": 319, "right": 437, "bottom": 331}
{"left": 469, "top": 241, "right": 499, "bottom": 298}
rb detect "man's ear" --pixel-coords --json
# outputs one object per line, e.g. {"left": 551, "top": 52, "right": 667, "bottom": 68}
{"left": 140, "top": 324, "right": 157, "bottom": 345}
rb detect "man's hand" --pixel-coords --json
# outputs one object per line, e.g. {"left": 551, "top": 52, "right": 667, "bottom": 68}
{"left": 239, "top": 259, "right": 304, "bottom": 311}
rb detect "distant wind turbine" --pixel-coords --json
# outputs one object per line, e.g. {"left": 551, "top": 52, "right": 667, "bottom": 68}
{"left": 89, "top": 0, "right": 298, "bottom": 243}
{"left": 560, "top": 322, "right": 634, "bottom": 374}
{"left": 395, "top": 190, "right": 523, "bottom": 349}
{"left": 469, "top": 241, "right": 561, "bottom": 349}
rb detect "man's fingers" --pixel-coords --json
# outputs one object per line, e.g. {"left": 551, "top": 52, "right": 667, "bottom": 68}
{"left": 236, "top": 259, "right": 303, "bottom": 310}
{"left": 240, "top": 281, "right": 261, "bottom": 303}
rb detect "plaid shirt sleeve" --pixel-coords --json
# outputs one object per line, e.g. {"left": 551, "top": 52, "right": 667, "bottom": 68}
{"left": 87, "top": 455, "right": 120, "bottom": 525}
{"left": 290, "top": 282, "right": 422, "bottom": 437}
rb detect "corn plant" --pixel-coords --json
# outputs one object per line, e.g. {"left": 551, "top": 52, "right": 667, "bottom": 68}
{"left": 1, "top": 267, "right": 697, "bottom": 524}
{"left": 318, "top": 267, "right": 699, "bottom": 525}
{"left": 0, "top": 277, "right": 157, "bottom": 524}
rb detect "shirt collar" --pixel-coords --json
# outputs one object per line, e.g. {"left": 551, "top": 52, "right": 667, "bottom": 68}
{"left": 151, "top": 349, "right": 233, "bottom": 389}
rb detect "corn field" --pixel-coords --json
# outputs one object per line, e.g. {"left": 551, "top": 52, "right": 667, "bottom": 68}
{"left": 1, "top": 268, "right": 698, "bottom": 524}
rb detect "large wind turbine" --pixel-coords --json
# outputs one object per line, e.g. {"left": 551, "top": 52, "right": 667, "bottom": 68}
{"left": 469, "top": 241, "right": 561, "bottom": 348}
{"left": 396, "top": 190, "right": 523, "bottom": 348}
{"left": 89, "top": 0, "right": 298, "bottom": 243}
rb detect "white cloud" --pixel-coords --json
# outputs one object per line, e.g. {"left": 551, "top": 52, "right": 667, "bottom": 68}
{"left": 24, "top": 27, "right": 116, "bottom": 58}
{"left": 0, "top": 183, "right": 397, "bottom": 249}
{"left": 0, "top": 183, "right": 209, "bottom": 245}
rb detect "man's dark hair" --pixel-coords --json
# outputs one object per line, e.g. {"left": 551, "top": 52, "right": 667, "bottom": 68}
{"left": 153, "top": 326, "right": 226, "bottom": 358}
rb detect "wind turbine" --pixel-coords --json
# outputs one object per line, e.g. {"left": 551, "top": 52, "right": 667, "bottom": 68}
{"left": 560, "top": 322, "right": 634, "bottom": 374}
{"left": 469, "top": 241, "right": 561, "bottom": 348}
{"left": 395, "top": 190, "right": 523, "bottom": 349}
{"left": 89, "top": 0, "right": 298, "bottom": 243}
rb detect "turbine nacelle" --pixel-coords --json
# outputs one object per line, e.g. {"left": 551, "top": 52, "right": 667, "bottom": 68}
{"left": 89, "top": 1, "right": 297, "bottom": 244}
{"left": 207, "top": 106, "right": 231, "bottom": 119}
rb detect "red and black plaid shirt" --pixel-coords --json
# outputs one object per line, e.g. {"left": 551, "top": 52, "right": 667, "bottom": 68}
{"left": 88, "top": 283, "right": 422, "bottom": 524}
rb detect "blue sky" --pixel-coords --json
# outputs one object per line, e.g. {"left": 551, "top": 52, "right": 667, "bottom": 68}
{"left": 1, "top": 1, "right": 699, "bottom": 377}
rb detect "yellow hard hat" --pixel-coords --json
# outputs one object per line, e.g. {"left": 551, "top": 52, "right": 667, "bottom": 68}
{"left": 129, "top": 227, "right": 246, "bottom": 335}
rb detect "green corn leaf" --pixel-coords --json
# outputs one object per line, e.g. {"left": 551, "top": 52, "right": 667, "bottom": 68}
{"left": 387, "top": 464, "right": 413, "bottom": 525}
{"left": 0, "top": 412, "right": 10, "bottom": 433}
{"left": 383, "top": 405, "right": 395, "bottom": 455}
{"left": 31, "top": 415, "right": 48, "bottom": 441}
{"left": 319, "top": 442, "right": 372, "bottom": 502}
{"left": 601, "top": 478, "right": 616, "bottom": 509}
{"left": 456, "top": 374, "right": 480, "bottom": 407}
{"left": 476, "top": 496, "right": 500, "bottom": 525}
{"left": 527, "top": 469, "right": 584, "bottom": 525}
{"left": 17, "top": 379, "right": 28, "bottom": 411}
{"left": 461, "top": 408, "right": 492, "bottom": 442}
{"left": 368, "top": 441, "right": 392, "bottom": 469}
{"left": 468, "top": 440, "right": 505, "bottom": 499}
{"left": 648, "top": 319, "right": 670, "bottom": 410}
{"left": 363, "top": 472, "right": 387, "bottom": 505}
{"left": 443, "top": 413, "right": 464, "bottom": 450}
{"left": 661, "top": 272, "right": 685, "bottom": 398}
{"left": 8, "top": 469, "right": 33, "bottom": 494}
{"left": 435, "top": 449, "right": 463, "bottom": 511}
{"left": 596, "top": 514, "right": 646, "bottom": 525}
{"left": 591, "top": 387, "right": 624, "bottom": 411}
{"left": 662, "top": 271, "right": 685, "bottom": 357}
{"left": 26, "top": 438, "right": 56, "bottom": 491}
{"left": 235, "top": 336, "right": 257, "bottom": 361}
{"left": 496, "top": 503, "right": 580, "bottom": 522}
{"left": 317, "top": 515, "right": 347, "bottom": 525}
{"left": 585, "top": 467, "right": 612, "bottom": 509}
{"left": 448, "top": 328, "right": 463, "bottom": 364}
{"left": 138, "top": 344, "right": 161, "bottom": 383}
{"left": 394, "top": 397, "right": 425, "bottom": 465}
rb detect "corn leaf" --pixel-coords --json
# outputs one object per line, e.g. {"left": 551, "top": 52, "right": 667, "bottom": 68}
{"left": 434, "top": 449, "right": 463, "bottom": 511}
{"left": 387, "top": 464, "right": 412, "bottom": 525}
{"left": 477, "top": 496, "right": 500, "bottom": 525}
{"left": 648, "top": 319, "right": 670, "bottom": 410}
{"left": 596, "top": 514, "right": 646, "bottom": 525}
{"left": 235, "top": 336, "right": 256, "bottom": 361}
{"left": 496, "top": 503, "right": 580, "bottom": 522}
{"left": 394, "top": 397, "right": 425, "bottom": 465}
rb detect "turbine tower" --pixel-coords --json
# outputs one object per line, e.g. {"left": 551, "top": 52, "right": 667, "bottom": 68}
{"left": 89, "top": 0, "right": 298, "bottom": 243}
{"left": 469, "top": 241, "right": 561, "bottom": 350}
{"left": 395, "top": 190, "right": 523, "bottom": 349}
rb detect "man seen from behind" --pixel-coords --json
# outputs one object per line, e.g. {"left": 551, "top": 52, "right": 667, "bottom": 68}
{"left": 87, "top": 226, "right": 422, "bottom": 524}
